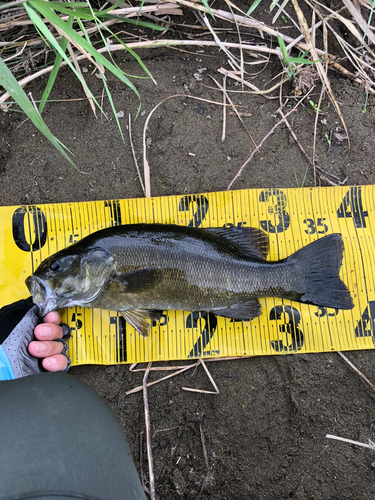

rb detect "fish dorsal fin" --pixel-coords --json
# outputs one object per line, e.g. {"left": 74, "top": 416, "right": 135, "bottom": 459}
{"left": 121, "top": 309, "right": 162, "bottom": 337}
{"left": 205, "top": 226, "right": 269, "bottom": 261}
{"left": 114, "top": 268, "right": 162, "bottom": 293}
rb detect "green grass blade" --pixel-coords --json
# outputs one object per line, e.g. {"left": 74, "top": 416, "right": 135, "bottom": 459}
{"left": 96, "top": 13, "right": 167, "bottom": 31}
{"left": 76, "top": 15, "right": 127, "bottom": 137}
{"left": 0, "top": 57, "right": 75, "bottom": 168}
{"left": 29, "top": 0, "right": 141, "bottom": 100}
{"left": 92, "top": 15, "right": 154, "bottom": 82}
{"left": 201, "top": 0, "right": 215, "bottom": 19}
{"left": 39, "top": 14, "right": 73, "bottom": 114}
{"left": 288, "top": 56, "right": 320, "bottom": 65}
{"left": 277, "top": 35, "right": 289, "bottom": 63}
{"left": 25, "top": 2, "right": 104, "bottom": 114}
{"left": 363, "top": 0, "right": 375, "bottom": 42}
{"left": 102, "top": 76, "right": 125, "bottom": 143}
{"left": 33, "top": 0, "right": 166, "bottom": 30}
{"left": 46, "top": 1, "right": 88, "bottom": 8}
{"left": 0, "top": 1, "right": 28, "bottom": 10}
{"left": 245, "top": 0, "right": 263, "bottom": 16}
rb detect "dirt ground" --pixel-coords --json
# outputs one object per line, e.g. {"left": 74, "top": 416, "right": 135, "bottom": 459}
{"left": 2, "top": 2, "right": 375, "bottom": 499}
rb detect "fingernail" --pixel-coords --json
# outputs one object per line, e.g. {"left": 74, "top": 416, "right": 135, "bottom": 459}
{"left": 50, "top": 312, "right": 60, "bottom": 323}
{"left": 35, "top": 343, "right": 46, "bottom": 353}
{"left": 38, "top": 326, "right": 51, "bottom": 338}
{"left": 45, "top": 357, "right": 57, "bottom": 368}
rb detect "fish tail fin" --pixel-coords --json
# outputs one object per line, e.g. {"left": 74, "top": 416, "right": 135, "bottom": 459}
{"left": 287, "top": 234, "right": 353, "bottom": 310}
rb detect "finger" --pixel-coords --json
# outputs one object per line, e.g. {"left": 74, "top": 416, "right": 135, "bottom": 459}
{"left": 34, "top": 323, "right": 63, "bottom": 341}
{"left": 28, "top": 340, "right": 64, "bottom": 358}
{"left": 43, "top": 311, "right": 61, "bottom": 324}
{"left": 42, "top": 354, "right": 68, "bottom": 372}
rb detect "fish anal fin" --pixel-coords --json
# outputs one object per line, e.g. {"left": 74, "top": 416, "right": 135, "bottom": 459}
{"left": 206, "top": 227, "right": 269, "bottom": 260}
{"left": 213, "top": 299, "right": 262, "bottom": 320}
{"left": 121, "top": 309, "right": 163, "bottom": 337}
{"left": 115, "top": 268, "right": 162, "bottom": 293}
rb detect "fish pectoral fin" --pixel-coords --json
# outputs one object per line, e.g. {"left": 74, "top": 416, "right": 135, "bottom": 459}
{"left": 213, "top": 299, "right": 262, "bottom": 320}
{"left": 115, "top": 268, "right": 162, "bottom": 293}
{"left": 205, "top": 227, "right": 269, "bottom": 261}
{"left": 121, "top": 309, "right": 162, "bottom": 337}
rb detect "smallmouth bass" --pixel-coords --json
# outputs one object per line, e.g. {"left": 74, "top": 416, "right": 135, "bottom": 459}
{"left": 26, "top": 224, "right": 353, "bottom": 337}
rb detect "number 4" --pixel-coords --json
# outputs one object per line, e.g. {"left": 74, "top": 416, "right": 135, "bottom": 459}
{"left": 337, "top": 187, "right": 368, "bottom": 228}
{"left": 354, "top": 302, "right": 375, "bottom": 342}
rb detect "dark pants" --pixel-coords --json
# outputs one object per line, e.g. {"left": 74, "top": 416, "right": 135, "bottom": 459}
{"left": 0, "top": 373, "right": 146, "bottom": 500}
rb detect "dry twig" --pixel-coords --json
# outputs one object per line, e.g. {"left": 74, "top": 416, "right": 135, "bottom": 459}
{"left": 337, "top": 351, "right": 375, "bottom": 393}
{"left": 326, "top": 434, "right": 375, "bottom": 450}
{"left": 227, "top": 88, "right": 314, "bottom": 190}
{"left": 143, "top": 363, "right": 156, "bottom": 500}
{"left": 128, "top": 114, "right": 145, "bottom": 196}
{"left": 182, "top": 359, "right": 219, "bottom": 394}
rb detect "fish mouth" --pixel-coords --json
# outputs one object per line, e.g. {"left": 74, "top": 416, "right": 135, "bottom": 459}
{"left": 26, "top": 275, "right": 57, "bottom": 317}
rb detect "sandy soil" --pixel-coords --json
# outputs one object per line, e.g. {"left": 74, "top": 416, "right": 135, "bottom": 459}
{"left": 1, "top": 2, "right": 375, "bottom": 498}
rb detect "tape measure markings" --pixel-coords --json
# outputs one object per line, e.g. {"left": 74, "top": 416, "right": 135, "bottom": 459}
{"left": 2, "top": 186, "right": 375, "bottom": 365}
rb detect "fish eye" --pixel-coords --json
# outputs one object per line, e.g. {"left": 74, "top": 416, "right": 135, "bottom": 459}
{"left": 50, "top": 261, "right": 60, "bottom": 272}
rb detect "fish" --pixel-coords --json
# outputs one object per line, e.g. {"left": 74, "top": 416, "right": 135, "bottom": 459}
{"left": 25, "top": 224, "right": 354, "bottom": 337}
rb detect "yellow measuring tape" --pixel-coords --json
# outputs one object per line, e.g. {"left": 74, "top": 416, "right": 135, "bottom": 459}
{"left": 1, "top": 186, "right": 374, "bottom": 366}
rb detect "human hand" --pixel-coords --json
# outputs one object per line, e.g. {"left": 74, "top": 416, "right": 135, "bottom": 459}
{"left": 28, "top": 311, "right": 69, "bottom": 372}
{"left": 0, "top": 298, "right": 71, "bottom": 379}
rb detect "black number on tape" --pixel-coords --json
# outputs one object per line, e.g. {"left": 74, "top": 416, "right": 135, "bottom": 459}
{"left": 354, "top": 302, "right": 375, "bottom": 342}
{"left": 314, "top": 306, "right": 339, "bottom": 318}
{"left": 303, "top": 218, "right": 328, "bottom": 235}
{"left": 110, "top": 314, "right": 127, "bottom": 363}
{"left": 269, "top": 305, "right": 304, "bottom": 352}
{"left": 259, "top": 189, "right": 290, "bottom": 233}
{"left": 70, "top": 312, "right": 83, "bottom": 331}
{"left": 187, "top": 311, "right": 217, "bottom": 358}
{"left": 152, "top": 312, "right": 168, "bottom": 327}
{"left": 12, "top": 206, "right": 47, "bottom": 252}
{"left": 104, "top": 200, "right": 122, "bottom": 226}
{"left": 337, "top": 187, "right": 368, "bottom": 228}
{"left": 223, "top": 222, "right": 247, "bottom": 229}
{"left": 178, "top": 195, "right": 209, "bottom": 228}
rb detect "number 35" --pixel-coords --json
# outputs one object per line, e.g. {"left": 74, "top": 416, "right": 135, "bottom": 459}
{"left": 303, "top": 218, "right": 328, "bottom": 235}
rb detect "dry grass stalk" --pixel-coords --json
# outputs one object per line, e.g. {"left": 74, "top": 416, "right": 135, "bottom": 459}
{"left": 290, "top": 0, "right": 350, "bottom": 148}
{"left": 142, "top": 94, "right": 240, "bottom": 197}
{"left": 196, "top": 417, "right": 210, "bottom": 499}
{"left": 138, "top": 431, "right": 150, "bottom": 496}
{"left": 0, "top": 4, "right": 182, "bottom": 31}
{"left": 126, "top": 362, "right": 200, "bottom": 395}
{"left": 337, "top": 351, "right": 375, "bottom": 393}
{"left": 277, "top": 107, "right": 313, "bottom": 168}
{"left": 318, "top": 173, "right": 348, "bottom": 186}
{"left": 128, "top": 114, "right": 146, "bottom": 196}
{"left": 312, "top": 86, "right": 325, "bottom": 185}
{"left": 66, "top": 41, "right": 97, "bottom": 117}
{"left": 217, "top": 67, "right": 288, "bottom": 98}
{"left": 210, "top": 73, "right": 257, "bottom": 149}
{"left": 227, "top": 87, "right": 314, "bottom": 190}
{"left": 127, "top": 356, "right": 252, "bottom": 396}
{"left": 143, "top": 362, "right": 156, "bottom": 500}
{"left": 182, "top": 359, "right": 219, "bottom": 394}
{"left": 342, "top": 0, "right": 375, "bottom": 44}
{"left": 222, "top": 72, "right": 227, "bottom": 142}
{"left": 326, "top": 434, "right": 375, "bottom": 450}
